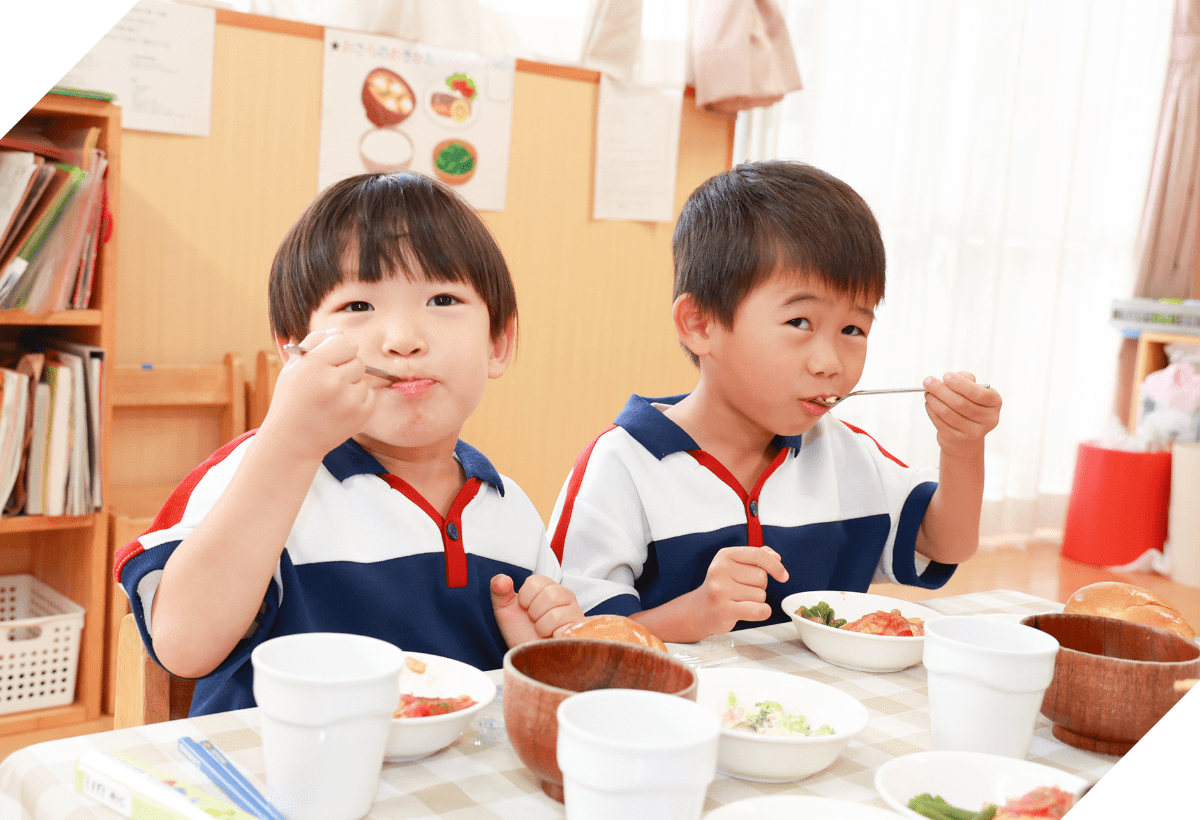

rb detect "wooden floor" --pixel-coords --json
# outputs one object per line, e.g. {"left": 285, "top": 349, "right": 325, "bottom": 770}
{"left": 0, "top": 540, "right": 1196, "bottom": 765}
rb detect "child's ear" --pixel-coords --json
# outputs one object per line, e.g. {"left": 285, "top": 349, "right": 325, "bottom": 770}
{"left": 487, "top": 317, "right": 517, "bottom": 379}
{"left": 672, "top": 294, "right": 713, "bottom": 358}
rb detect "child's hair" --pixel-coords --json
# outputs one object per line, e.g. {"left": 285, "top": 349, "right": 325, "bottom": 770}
{"left": 672, "top": 160, "right": 885, "bottom": 364}
{"left": 268, "top": 172, "right": 517, "bottom": 343}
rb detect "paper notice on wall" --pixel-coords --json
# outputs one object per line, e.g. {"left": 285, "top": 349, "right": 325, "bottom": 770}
{"left": 319, "top": 29, "right": 515, "bottom": 212}
{"left": 592, "top": 76, "right": 683, "bottom": 223}
{"left": 57, "top": 0, "right": 215, "bottom": 137}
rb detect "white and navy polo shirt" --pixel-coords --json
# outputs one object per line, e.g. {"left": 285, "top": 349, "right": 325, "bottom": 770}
{"left": 115, "top": 433, "right": 557, "bottom": 716}
{"left": 548, "top": 394, "right": 953, "bottom": 627}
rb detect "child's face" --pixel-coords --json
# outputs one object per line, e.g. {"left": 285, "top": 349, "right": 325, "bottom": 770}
{"left": 701, "top": 271, "right": 874, "bottom": 438}
{"left": 306, "top": 266, "right": 512, "bottom": 455}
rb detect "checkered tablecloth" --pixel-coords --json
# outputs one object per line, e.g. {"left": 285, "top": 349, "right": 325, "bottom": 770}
{"left": 0, "top": 591, "right": 1117, "bottom": 820}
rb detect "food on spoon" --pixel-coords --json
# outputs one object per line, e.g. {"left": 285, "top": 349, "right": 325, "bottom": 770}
{"left": 720, "top": 692, "right": 833, "bottom": 737}
{"left": 1063, "top": 581, "right": 1194, "bottom": 640}
{"left": 394, "top": 693, "right": 477, "bottom": 718}
{"left": 560, "top": 613, "right": 668, "bottom": 652}
{"left": 797, "top": 601, "right": 924, "bottom": 636}
{"left": 908, "top": 785, "right": 1075, "bottom": 820}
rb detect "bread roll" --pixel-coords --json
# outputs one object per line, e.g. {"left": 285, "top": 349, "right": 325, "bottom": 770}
{"left": 560, "top": 614, "right": 669, "bottom": 653}
{"left": 1063, "top": 581, "right": 1195, "bottom": 640}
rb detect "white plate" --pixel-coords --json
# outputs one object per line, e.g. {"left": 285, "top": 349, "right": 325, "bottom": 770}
{"left": 385, "top": 652, "right": 496, "bottom": 762}
{"left": 874, "top": 750, "right": 1088, "bottom": 819}
{"left": 696, "top": 667, "right": 868, "bottom": 783}
{"left": 782, "top": 590, "right": 941, "bottom": 673}
{"left": 705, "top": 795, "right": 901, "bottom": 819}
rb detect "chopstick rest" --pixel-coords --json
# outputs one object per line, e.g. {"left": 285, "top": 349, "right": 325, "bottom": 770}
{"left": 178, "top": 737, "right": 287, "bottom": 820}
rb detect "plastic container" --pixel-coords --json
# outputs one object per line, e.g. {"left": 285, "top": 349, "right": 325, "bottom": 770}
{"left": 0, "top": 574, "right": 85, "bottom": 715}
{"left": 1061, "top": 443, "right": 1172, "bottom": 567}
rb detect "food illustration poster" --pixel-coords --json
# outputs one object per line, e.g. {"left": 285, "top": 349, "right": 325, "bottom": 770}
{"left": 319, "top": 29, "right": 515, "bottom": 212}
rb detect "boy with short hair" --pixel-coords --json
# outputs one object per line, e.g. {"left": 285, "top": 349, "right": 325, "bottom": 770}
{"left": 549, "top": 160, "right": 1002, "bottom": 644}
{"left": 116, "top": 172, "right": 583, "bottom": 715}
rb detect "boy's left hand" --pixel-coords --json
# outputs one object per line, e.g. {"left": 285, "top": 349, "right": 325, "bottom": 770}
{"left": 922, "top": 371, "right": 1001, "bottom": 457}
{"left": 490, "top": 574, "right": 585, "bottom": 648}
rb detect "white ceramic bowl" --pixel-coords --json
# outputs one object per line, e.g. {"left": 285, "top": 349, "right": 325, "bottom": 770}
{"left": 874, "top": 750, "right": 1088, "bottom": 819}
{"left": 695, "top": 667, "right": 869, "bottom": 783}
{"left": 704, "top": 795, "right": 903, "bottom": 820}
{"left": 782, "top": 590, "right": 942, "bottom": 672}
{"left": 384, "top": 652, "right": 496, "bottom": 762}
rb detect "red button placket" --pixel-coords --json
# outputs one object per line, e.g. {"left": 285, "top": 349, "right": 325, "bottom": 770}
{"left": 688, "top": 448, "right": 789, "bottom": 546}
{"left": 378, "top": 473, "right": 483, "bottom": 588}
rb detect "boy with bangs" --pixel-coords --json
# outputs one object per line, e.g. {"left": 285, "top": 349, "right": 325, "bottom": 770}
{"left": 549, "top": 160, "right": 1002, "bottom": 643}
{"left": 116, "top": 172, "right": 583, "bottom": 715}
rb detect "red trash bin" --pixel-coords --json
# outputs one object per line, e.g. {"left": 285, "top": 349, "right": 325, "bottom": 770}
{"left": 1061, "top": 442, "right": 1172, "bottom": 566}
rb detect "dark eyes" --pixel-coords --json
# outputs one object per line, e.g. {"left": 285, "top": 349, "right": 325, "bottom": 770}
{"left": 343, "top": 301, "right": 372, "bottom": 312}
{"left": 428, "top": 294, "right": 459, "bottom": 307}
{"left": 787, "top": 317, "right": 865, "bottom": 336}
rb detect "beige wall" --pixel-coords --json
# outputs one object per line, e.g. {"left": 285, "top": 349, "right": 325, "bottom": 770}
{"left": 111, "top": 12, "right": 734, "bottom": 520}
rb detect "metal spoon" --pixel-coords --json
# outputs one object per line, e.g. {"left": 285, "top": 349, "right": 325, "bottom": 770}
{"left": 813, "top": 384, "right": 991, "bottom": 409}
{"left": 282, "top": 343, "right": 403, "bottom": 383}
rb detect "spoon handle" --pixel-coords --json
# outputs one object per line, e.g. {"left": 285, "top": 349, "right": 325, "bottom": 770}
{"left": 851, "top": 383, "right": 990, "bottom": 397}
{"left": 282, "top": 343, "right": 402, "bottom": 383}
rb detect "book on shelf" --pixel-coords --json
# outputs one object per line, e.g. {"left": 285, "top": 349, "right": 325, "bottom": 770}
{"left": 0, "top": 338, "right": 104, "bottom": 518}
{"left": 0, "top": 120, "right": 109, "bottom": 313}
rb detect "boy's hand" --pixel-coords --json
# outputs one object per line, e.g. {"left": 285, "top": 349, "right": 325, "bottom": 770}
{"left": 490, "top": 574, "right": 585, "bottom": 648}
{"left": 695, "top": 546, "right": 789, "bottom": 635}
{"left": 263, "top": 330, "right": 377, "bottom": 461}
{"left": 922, "top": 372, "right": 1001, "bottom": 458}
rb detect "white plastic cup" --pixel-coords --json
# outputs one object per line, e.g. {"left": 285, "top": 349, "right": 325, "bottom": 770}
{"left": 251, "top": 632, "right": 405, "bottom": 820}
{"left": 556, "top": 689, "right": 719, "bottom": 820}
{"left": 923, "top": 616, "right": 1059, "bottom": 759}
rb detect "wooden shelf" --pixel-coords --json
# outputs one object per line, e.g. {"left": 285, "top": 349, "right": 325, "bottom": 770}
{"left": 0, "top": 93, "right": 119, "bottom": 737}
{"left": 1127, "top": 330, "right": 1200, "bottom": 431}
{"left": 0, "top": 310, "right": 102, "bottom": 327}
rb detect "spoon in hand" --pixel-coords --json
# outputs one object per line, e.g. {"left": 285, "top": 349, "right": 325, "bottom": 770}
{"left": 812, "top": 384, "right": 991, "bottom": 409}
{"left": 282, "top": 343, "right": 403, "bottom": 383}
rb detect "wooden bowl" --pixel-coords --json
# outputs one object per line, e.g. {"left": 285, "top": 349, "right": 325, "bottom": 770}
{"left": 1021, "top": 613, "right": 1200, "bottom": 755}
{"left": 502, "top": 638, "right": 697, "bottom": 801}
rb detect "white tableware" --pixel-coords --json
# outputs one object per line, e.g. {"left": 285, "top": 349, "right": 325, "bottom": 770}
{"left": 386, "top": 651, "right": 497, "bottom": 761}
{"left": 923, "top": 616, "right": 1059, "bottom": 758}
{"left": 782, "top": 590, "right": 941, "bottom": 672}
{"left": 704, "top": 795, "right": 903, "bottom": 820}
{"left": 695, "top": 667, "right": 868, "bottom": 783}
{"left": 874, "top": 750, "right": 1088, "bottom": 820}
{"left": 251, "top": 632, "right": 405, "bottom": 820}
{"left": 556, "top": 688, "right": 719, "bottom": 820}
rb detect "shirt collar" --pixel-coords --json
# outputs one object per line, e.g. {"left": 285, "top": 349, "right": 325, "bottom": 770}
{"left": 322, "top": 438, "right": 506, "bottom": 495}
{"left": 615, "top": 394, "right": 805, "bottom": 460}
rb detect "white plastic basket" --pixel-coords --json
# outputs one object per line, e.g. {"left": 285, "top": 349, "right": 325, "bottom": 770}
{"left": 0, "top": 574, "right": 85, "bottom": 715}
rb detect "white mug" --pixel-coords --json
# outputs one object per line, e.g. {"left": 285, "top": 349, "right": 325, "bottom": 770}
{"left": 252, "top": 632, "right": 405, "bottom": 820}
{"left": 557, "top": 689, "right": 719, "bottom": 820}
{"left": 923, "top": 616, "right": 1059, "bottom": 759}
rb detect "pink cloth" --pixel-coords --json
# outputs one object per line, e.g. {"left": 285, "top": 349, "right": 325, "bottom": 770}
{"left": 691, "top": 0, "right": 802, "bottom": 116}
{"left": 1143, "top": 362, "right": 1200, "bottom": 413}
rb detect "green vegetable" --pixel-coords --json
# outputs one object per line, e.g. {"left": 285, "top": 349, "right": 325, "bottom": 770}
{"left": 907, "top": 793, "right": 997, "bottom": 820}
{"left": 797, "top": 600, "right": 847, "bottom": 628}
{"left": 435, "top": 142, "right": 474, "bottom": 176}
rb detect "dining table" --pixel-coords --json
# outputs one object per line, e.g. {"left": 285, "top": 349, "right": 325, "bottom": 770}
{"left": 0, "top": 590, "right": 1124, "bottom": 819}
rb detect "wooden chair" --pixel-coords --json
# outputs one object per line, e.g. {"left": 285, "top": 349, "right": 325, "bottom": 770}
{"left": 105, "top": 353, "right": 247, "bottom": 716}
{"left": 114, "top": 612, "right": 195, "bottom": 728}
{"left": 246, "top": 349, "right": 281, "bottom": 430}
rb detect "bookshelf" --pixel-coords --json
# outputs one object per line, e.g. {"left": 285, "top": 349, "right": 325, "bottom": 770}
{"left": 0, "top": 93, "right": 119, "bottom": 735}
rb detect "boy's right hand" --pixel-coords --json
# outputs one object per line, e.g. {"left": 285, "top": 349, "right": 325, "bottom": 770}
{"left": 695, "top": 546, "right": 789, "bottom": 635}
{"left": 263, "top": 329, "right": 377, "bottom": 461}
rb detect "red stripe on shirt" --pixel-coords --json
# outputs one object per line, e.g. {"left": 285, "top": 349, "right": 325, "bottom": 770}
{"left": 112, "top": 430, "right": 258, "bottom": 582}
{"left": 688, "top": 447, "right": 789, "bottom": 547}
{"left": 549, "top": 425, "right": 618, "bottom": 563}
{"left": 841, "top": 422, "right": 908, "bottom": 467}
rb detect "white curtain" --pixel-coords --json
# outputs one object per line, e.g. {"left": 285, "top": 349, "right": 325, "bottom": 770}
{"left": 737, "top": 0, "right": 1173, "bottom": 543}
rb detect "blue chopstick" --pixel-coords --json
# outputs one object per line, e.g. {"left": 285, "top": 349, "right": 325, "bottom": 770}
{"left": 178, "top": 737, "right": 288, "bottom": 820}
